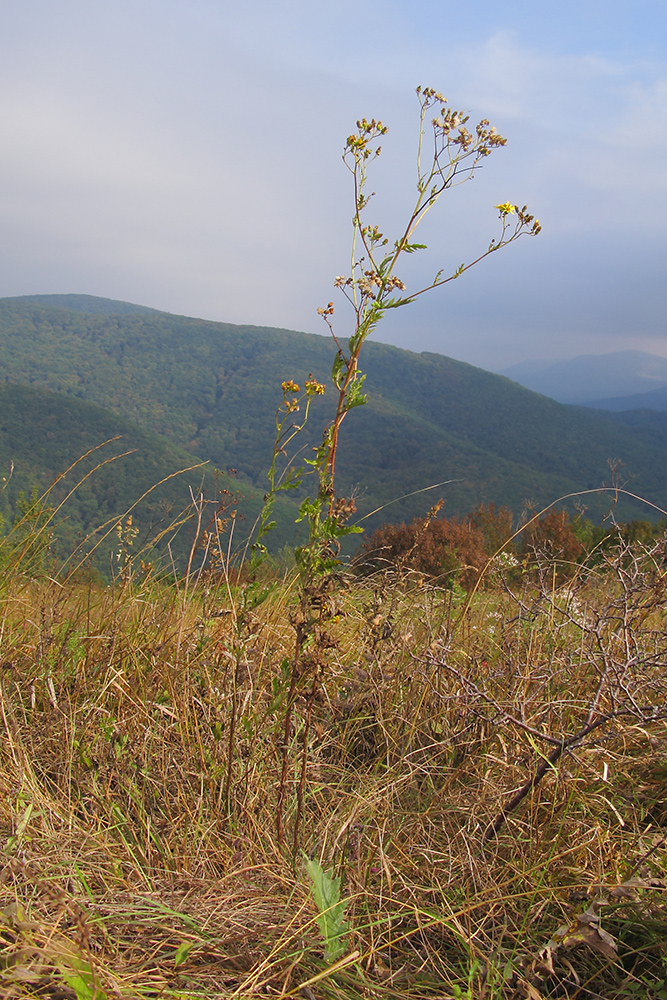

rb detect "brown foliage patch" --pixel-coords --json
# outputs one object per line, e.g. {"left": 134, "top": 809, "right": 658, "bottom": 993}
{"left": 359, "top": 513, "right": 488, "bottom": 588}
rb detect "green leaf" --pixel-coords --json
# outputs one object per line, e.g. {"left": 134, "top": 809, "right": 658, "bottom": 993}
{"left": 377, "top": 256, "right": 392, "bottom": 276}
{"left": 304, "top": 857, "right": 350, "bottom": 962}
{"left": 296, "top": 497, "right": 323, "bottom": 523}
{"left": 346, "top": 373, "right": 368, "bottom": 410}
{"left": 56, "top": 952, "right": 107, "bottom": 1000}
{"left": 395, "top": 241, "right": 427, "bottom": 253}
{"left": 382, "top": 295, "right": 415, "bottom": 310}
{"left": 332, "top": 352, "right": 347, "bottom": 387}
{"left": 347, "top": 392, "right": 368, "bottom": 410}
{"left": 60, "top": 972, "right": 100, "bottom": 1000}
{"left": 174, "top": 940, "right": 197, "bottom": 967}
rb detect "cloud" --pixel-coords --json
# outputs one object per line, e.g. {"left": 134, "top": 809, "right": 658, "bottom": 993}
{"left": 0, "top": 3, "right": 666, "bottom": 366}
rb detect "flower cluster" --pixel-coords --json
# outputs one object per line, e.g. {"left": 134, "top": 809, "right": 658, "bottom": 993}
{"left": 280, "top": 379, "right": 301, "bottom": 412}
{"left": 417, "top": 86, "right": 446, "bottom": 102}
{"left": 305, "top": 376, "right": 325, "bottom": 396}
{"left": 385, "top": 275, "right": 406, "bottom": 291}
{"left": 492, "top": 203, "right": 540, "bottom": 235}
{"left": 357, "top": 273, "right": 381, "bottom": 297}
{"left": 360, "top": 224, "right": 387, "bottom": 246}
{"left": 417, "top": 85, "right": 508, "bottom": 160}
{"left": 356, "top": 270, "right": 406, "bottom": 299}
{"left": 115, "top": 514, "right": 138, "bottom": 548}
{"left": 515, "top": 205, "right": 541, "bottom": 235}
{"left": 344, "top": 117, "right": 388, "bottom": 166}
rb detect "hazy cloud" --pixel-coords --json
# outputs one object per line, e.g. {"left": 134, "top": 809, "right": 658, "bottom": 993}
{"left": 1, "top": 1, "right": 666, "bottom": 368}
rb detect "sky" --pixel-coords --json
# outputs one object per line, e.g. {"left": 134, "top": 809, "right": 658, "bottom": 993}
{"left": 1, "top": 0, "right": 667, "bottom": 369}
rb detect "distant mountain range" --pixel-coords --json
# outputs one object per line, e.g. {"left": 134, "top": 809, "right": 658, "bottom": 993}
{"left": 583, "top": 385, "right": 667, "bottom": 412}
{"left": 1, "top": 294, "right": 667, "bottom": 564}
{"left": 500, "top": 350, "right": 667, "bottom": 408}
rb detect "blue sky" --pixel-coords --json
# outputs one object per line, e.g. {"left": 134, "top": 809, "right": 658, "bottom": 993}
{"left": 1, "top": 0, "right": 666, "bottom": 368}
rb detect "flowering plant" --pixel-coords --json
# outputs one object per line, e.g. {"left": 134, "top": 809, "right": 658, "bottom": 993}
{"left": 299, "top": 86, "right": 540, "bottom": 577}
{"left": 257, "top": 86, "right": 540, "bottom": 848}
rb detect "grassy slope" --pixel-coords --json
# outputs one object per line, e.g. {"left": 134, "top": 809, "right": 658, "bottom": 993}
{"left": 0, "top": 383, "right": 277, "bottom": 569}
{"left": 0, "top": 295, "right": 665, "bottom": 997}
{"left": 1, "top": 295, "right": 666, "bottom": 529}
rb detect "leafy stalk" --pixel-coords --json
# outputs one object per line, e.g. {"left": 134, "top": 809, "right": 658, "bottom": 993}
{"left": 300, "top": 86, "right": 540, "bottom": 576}
{"left": 264, "top": 85, "right": 540, "bottom": 850}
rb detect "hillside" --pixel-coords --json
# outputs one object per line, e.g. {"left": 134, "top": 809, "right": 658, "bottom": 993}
{"left": 583, "top": 384, "right": 667, "bottom": 412}
{"left": 0, "top": 382, "right": 272, "bottom": 571}
{"left": 2, "top": 295, "right": 667, "bottom": 534}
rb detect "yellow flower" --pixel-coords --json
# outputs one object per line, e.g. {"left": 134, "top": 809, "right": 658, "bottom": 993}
{"left": 495, "top": 202, "right": 516, "bottom": 216}
{"left": 305, "top": 377, "right": 326, "bottom": 396}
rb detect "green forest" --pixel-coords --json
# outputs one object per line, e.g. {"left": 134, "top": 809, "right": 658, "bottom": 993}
{"left": 1, "top": 293, "right": 666, "bottom": 565}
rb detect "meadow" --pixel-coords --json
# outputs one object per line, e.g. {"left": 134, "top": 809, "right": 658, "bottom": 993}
{"left": 0, "top": 500, "right": 666, "bottom": 999}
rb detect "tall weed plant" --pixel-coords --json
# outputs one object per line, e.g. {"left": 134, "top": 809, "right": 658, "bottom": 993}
{"left": 252, "top": 86, "right": 540, "bottom": 849}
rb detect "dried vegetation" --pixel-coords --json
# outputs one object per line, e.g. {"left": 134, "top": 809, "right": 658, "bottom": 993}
{"left": 1, "top": 528, "right": 666, "bottom": 999}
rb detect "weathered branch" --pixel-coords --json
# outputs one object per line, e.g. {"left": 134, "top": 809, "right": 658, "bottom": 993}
{"left": 483, "top": 707, "right": 667, "bottom": 842}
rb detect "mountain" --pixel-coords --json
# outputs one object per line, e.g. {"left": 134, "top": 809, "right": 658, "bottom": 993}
{"left": 584, "top": 406, "right": 667, "bottom": 447}
{"left": 497, "top": 358, "right": 557, "bottom": 381}
{"left": 500, "top": 350, "right": 667, "bottom": 405}
{"left": 2, "top": 295, "right": 667, "bottom": 539}
{"left": 9, "top": 293, "right": 161, "bottom": 316}
{"left": 582, "top": 384, "right": 667, "bottom": 413}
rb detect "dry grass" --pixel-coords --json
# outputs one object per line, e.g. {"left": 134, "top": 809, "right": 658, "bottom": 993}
{"left": 1, "top": 542, "right": 666, "bottom": 998}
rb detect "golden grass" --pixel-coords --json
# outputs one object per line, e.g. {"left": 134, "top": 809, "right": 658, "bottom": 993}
{"left": 0, "top": 549, "right": 666, "bottom": 998}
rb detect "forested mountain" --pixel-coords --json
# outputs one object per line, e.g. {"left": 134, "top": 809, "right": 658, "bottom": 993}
{"left": 0, "top": 383, "right": 269, "bottom": 571}
{"left": 582, "top": 385, "right": 667, "bottom": 413}
{"left": 8, "top": 293, "right": 161, "bottom": 316}
{"left": 2, "top": 295, "right": 667, "bottom": 543}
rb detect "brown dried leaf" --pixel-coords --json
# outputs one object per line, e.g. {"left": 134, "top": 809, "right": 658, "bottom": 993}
{"left": 534, "top": 946, "right": 555, "bottom": 976}
{"left": 610, "top": 885, "right": 638, "bottom": 900}
{"left": 561, "top": 916, "right": 617, "bottom": 961}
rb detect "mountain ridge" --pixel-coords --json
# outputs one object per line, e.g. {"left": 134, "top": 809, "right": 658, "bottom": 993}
{"left": 6, "top": 293, "right": 162, "bottom": 316}
{"left": 2, "top": 294, "right": 666, "bottom": 532}
{"left": 582, "top": 384, "right": 667, "bottom": 413}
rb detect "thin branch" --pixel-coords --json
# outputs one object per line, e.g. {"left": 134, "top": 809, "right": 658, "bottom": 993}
{"left": 483, "top": 707, "right": 667, "bottom": 842}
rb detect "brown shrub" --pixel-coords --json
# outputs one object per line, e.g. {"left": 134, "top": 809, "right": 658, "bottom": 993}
{"left": 359, "top": 513, "right": 487, "bottom": 589}
{"left": 521, "top": 508, "right": 584, "bottom": 567}
{"left": 467, "top": 501, "right": 514, "bottom": 555}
